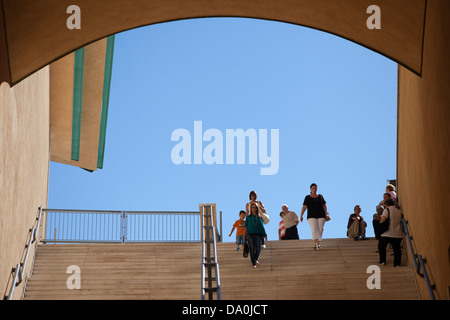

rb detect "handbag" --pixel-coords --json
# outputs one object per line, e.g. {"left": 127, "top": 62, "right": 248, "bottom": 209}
{"left": 260, "top": 211, "right": 270, "bottom": 225}
{"left": 319, "top": 194, "right": 330, "bottom": 221}
{"left": 379, "top": 208, "right": 390, "bottom": 234}
{"left": 243, "top": 240, "right": 249, "bottom": 258}
{"left": 252, "top": 200, "right": 269, "bottom": 224}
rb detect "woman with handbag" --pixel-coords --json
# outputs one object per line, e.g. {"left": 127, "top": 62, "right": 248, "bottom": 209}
{"left": 245, "top": 202, "right": 268, "bottom": 268}
{"left": 378, "top": 199, "right": 403, "bottom": 267}
{"left": 245, "top": 190, "right": 266, "bottom": 217}
{"left": 300, "top": 183, "right": 328, "bottom": 250}
{"left": 246, "top": 190, "right": 269, "bottom": 247}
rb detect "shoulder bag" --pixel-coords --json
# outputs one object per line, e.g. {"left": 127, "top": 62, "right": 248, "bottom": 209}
{"left": 379, "top": 208, "right": 390, "bottom": 234}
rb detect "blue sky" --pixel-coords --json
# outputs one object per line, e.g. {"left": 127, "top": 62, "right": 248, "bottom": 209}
{"left": 48, "top": 17, "right": 397, "bottom": 243}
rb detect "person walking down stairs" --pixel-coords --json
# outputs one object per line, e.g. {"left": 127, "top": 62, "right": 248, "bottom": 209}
{"left": 300, "top": 183, "right": 328, "bottom": 250}
{"left": 229, "top": 210, "right": 247, "bottom": 251}
{"left": 245, "top": 203, "right": 267, "bottom": 268}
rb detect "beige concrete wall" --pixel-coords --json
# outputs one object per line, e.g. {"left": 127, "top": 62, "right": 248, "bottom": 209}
{"left": 397, "top": 0, "right": 450, "bottom": 300}
{"left": 0, "top": 67, "right": 50, "bottom": 299}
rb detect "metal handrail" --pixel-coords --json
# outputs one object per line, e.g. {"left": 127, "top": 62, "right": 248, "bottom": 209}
{"left": 418, "top": 255, "right": 436, "bottom": 300}
{"left": 6, "top": 264, "right": 21, "bottom": 300}
{"left": 201, "top": 225, "right": 221, "bottom": 300}
{"left": 201, "top": 238, "right": 206, "bottom": 299}
{"left": 402, "top": 219, "right": 419, "bottom": 274}
{"left": 5, "top": 207, "right": 43, "bottom": 300}
{"left": 211, "top": 225, "right": 221, "bottom": 300}
{"left": 401, "top": 218, "right": 437, "bottom": 300}
{"left": 200, "top": 204, "right": 221, "bottom": 300}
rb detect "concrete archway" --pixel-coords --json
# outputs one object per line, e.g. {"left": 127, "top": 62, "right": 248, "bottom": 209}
{"left": 1, "top": 0, "right": 449, "bottom": 300}
{"left": 1, "top": 0, "right": 426, "bottom": 86}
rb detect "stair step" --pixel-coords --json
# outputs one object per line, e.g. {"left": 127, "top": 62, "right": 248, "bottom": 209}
{"left": 23, "top": 238, "right": 419, "bottom": 300}
{"left": 203, "top": 262, "right": 217, "bottom": 267}
{"left": 216, "top": 238, "right": 419, "bottom": 300}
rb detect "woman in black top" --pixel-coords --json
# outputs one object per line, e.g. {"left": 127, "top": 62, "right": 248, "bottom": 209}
{"left": 300, "top": 183, "right": 328, "bottom": 250}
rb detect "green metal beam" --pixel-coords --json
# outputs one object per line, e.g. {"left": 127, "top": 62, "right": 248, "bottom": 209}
{"left": 71, "top": 47, "right": 85, "bottom": 161}
{"left": 97, "top": 35, "right": 115, "bottom": 169}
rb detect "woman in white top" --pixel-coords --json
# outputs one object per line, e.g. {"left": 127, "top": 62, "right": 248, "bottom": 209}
{"left": 245, "top": 190, "right": 266, "bottom": 216}
{"left": 378, "top": 199, "right": 403, "bottom": 267}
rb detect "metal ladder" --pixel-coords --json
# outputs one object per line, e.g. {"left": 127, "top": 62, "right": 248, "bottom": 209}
{"left": 200, "top": 204, "right": 221, "bottom": 300}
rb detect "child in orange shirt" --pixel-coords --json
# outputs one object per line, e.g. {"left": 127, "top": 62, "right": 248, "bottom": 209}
{"left": 229, "top": 210, "right": 247, "bottom": 251}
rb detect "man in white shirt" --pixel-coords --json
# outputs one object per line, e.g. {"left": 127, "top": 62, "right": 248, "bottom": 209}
{"left": 378, "top": 199, "right": 403, "bottom": 267}
{"left": 281, "top": 204, "right": 299, "bottom": 240}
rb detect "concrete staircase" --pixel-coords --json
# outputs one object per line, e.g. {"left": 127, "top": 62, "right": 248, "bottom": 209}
{"left": 218, "top": 238, "right": 419, "bottom": 300}
{"left": 23, "top": 238, "right": 419, "bottom": 300}
{"left": 24, "top": 243, "right": 202, "bottom": 300}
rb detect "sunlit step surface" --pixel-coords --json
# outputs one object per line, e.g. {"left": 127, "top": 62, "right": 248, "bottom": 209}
{"left": 24, "top": 238, "right": 419, "bottom": 300}
{"left": 217, "top": 238, "right": 419, "bottom": 300}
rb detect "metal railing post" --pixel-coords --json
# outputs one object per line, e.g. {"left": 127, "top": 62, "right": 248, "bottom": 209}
{"left": 219, "top": 210, "right": 223, "bottom": 243}
{"left": 121, "top": 211, "right": 127, "bottom": 244}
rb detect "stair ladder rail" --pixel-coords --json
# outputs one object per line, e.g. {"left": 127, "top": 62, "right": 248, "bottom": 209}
{"left": 200, "top": 204, "right": 221, "bottom": 300}
{"left": 4, "top": 207, "right": 43, "bottom": 300}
